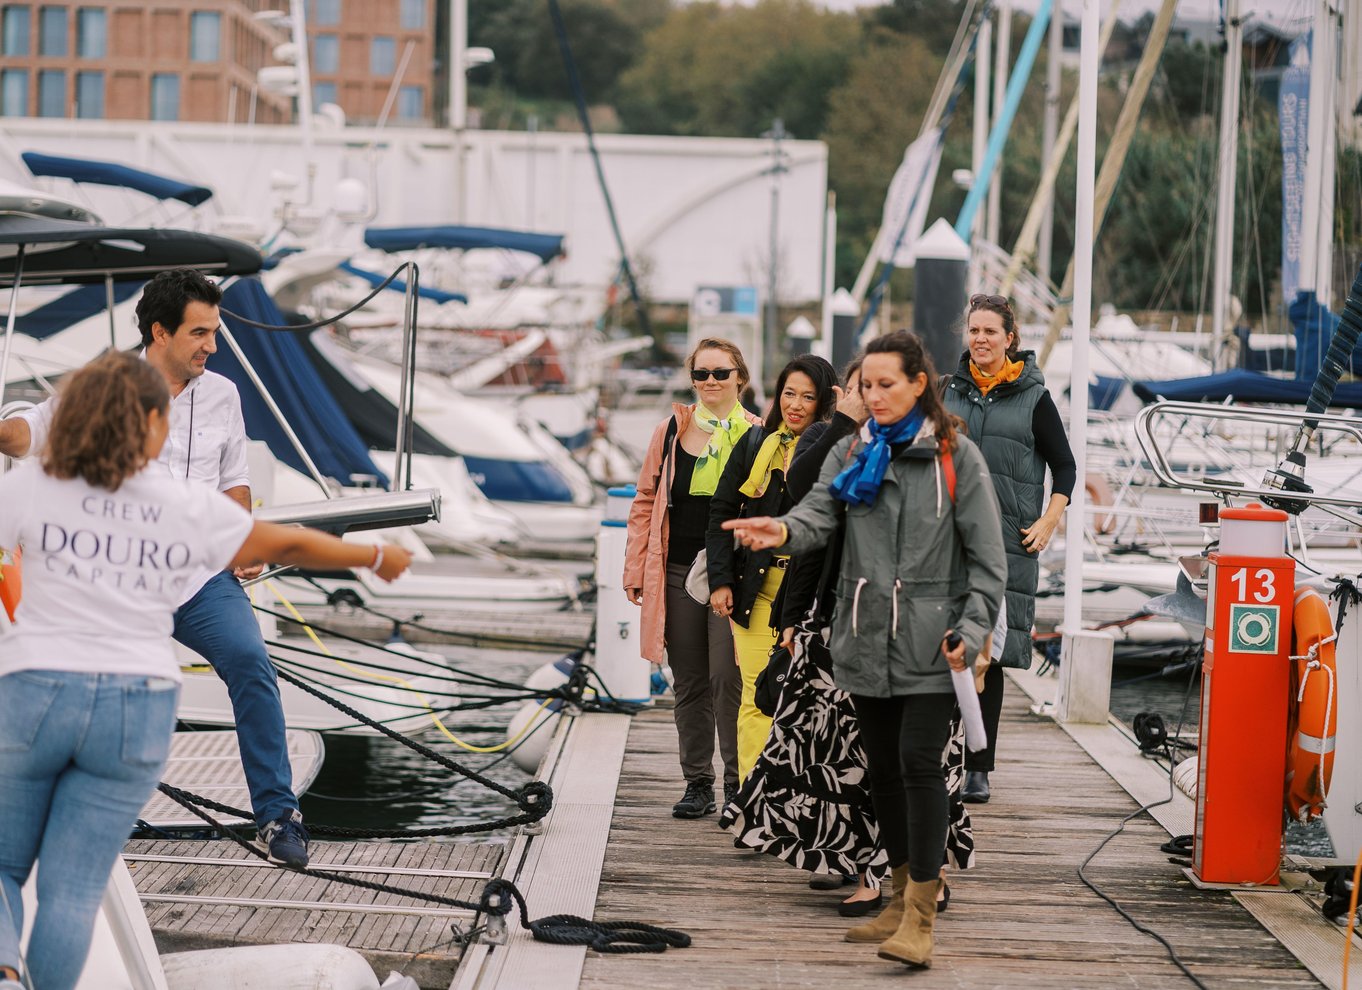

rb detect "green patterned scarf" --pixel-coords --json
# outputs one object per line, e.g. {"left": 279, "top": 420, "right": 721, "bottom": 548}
{"left": 689, "top": 401, "right": 752, "bottom": 496}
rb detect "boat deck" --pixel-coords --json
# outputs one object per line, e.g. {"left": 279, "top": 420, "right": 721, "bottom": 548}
{"left": 571, "top": 691, "right": 1322, "bottom": 989}
{"left": 138, "top": 729, "right": 324, "bottom": 828}
{"left": 125, "top": 837, "right": 504, "bottom": 989}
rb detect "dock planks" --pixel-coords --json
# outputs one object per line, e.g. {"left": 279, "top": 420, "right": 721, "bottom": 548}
{"left": 577, "top": 692, "right": 1321, "bottom": 988}
{"left": 126, "top": 838, "right": 504, "bottom": 988}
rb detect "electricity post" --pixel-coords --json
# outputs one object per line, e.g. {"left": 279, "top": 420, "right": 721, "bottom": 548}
{"left": 761, "top": 118, "right": 788, "bottom": 385}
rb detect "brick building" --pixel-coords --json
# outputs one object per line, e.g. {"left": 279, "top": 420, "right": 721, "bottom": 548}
{"left": 0, "top": 0, "right": 433, "bottom": 126}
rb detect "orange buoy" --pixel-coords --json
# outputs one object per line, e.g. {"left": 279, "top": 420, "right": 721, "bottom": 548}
{"left": 1287, "top": 584, "right": 1337, "bottom": 823}
{"left": 0, "top": 546, "right": 20, "bottom": 623}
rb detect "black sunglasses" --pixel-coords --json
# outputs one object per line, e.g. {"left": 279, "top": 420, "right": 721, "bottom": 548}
{"left": 970, "top": 293, "right": 1008, "bottom": 309}
{"left": 691, "top": 368, "right": 736, "bottom": 382}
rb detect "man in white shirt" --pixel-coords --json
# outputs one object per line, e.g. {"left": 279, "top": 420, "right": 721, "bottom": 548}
{"left": 0, "top": 269, "right": 309, "bottom": 868}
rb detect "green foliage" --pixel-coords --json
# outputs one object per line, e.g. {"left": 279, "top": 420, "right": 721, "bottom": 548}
{"left": 614, "top": 0, "right": 858, "bottom": 138}
{"left": 470, "top": 0, "right": 646, "bottom": 102}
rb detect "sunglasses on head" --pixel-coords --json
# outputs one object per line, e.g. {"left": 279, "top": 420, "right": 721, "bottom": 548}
{"left": 970, "top": 293, "right": 1008, "bottom": 309}
{"left": 691, "top": 368, "right": 736, "bottom": 382}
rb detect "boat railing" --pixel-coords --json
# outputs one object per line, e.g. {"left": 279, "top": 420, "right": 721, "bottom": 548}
{"left": 1134, "top": 401, "right": 1362, "bottom": 515}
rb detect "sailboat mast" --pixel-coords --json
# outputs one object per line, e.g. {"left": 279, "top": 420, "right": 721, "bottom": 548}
{"left": 1038, "top": 5, "right": 1062, "bottom": 286}
{"left": 987, "top": 0, "right": 1012, "bottom": 250}
{"left": 1211, "top": 0, "right": 1243, "bottom": 368}
{"left": 971, "top": 14, "right": 993, "bottom": 290}
{"left": 1300, "top": 0, "right": 1340, "bottom": 307}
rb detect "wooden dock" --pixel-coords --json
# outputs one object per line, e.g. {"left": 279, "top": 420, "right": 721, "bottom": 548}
{"left": 568, "top": 690, "right": 1324, "bottom": 989}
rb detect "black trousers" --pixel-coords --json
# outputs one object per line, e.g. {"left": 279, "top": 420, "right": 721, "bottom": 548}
{"left": 850, "top": 691, "right": 954, "bottom": 883}
{"left": 964, "top": 662, "right": 1005, "bottom": 773}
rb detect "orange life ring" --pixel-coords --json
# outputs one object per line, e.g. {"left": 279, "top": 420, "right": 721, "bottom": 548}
{"left": 1085, "top": 473, "right": 1115, "bottom": 535}
{"left": 1287, "top": 584, "right": 1337, "bottom": 823}
{"left": 0, "top": 546, "right": 20, "bottom": 623}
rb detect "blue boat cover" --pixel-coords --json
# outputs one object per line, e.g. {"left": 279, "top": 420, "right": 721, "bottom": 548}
{"left": 1288, "top": 290, "right": 1362, "bottom": 380}
{"left": 339, "top": 261, "right": 467, "bottom": 305}
{"left": 1131, "top": 368, "right": 1362, "bottom": 409}
{"left": 364, "top": 225, "right": 565, "bottom": 262}
{"left": 19, "top": 281, "right": 142, "bottom": 340}
{"left": 215, "top": 278, "right": 389, "bottom": 486}
{"left": 1090, "top": 375, "right": 1125, "bottom": 412}
{"left": 22, "top": 152, "right": 214, "bottom": 207}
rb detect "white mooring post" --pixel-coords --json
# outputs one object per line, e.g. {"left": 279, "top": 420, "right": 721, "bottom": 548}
{"left": 1055, "top": 0, "right": 1115, "bottom": 725}
{"left": 1055, "top": 628, "right": 1115, "bottom": 724}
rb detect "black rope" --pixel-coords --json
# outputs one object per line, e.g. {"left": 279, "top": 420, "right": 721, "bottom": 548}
{"left": 294, "top": 574, "right": 595, "bottom": 654}
{"left": 254, "top": 599, "right": 563, "bottom": 694}
{"left": 271, "top": 665, "right": 547, "bottom": 805}
{"left": 153, "top": 749, "right": 691, "bottom": 953}
{"left": 219, "top": 262, "right": 415, "bottom": 333}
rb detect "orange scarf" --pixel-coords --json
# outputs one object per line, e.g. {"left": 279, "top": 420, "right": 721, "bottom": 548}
{"left": 970, "top": 358, "right": 1024, "bottom": 397}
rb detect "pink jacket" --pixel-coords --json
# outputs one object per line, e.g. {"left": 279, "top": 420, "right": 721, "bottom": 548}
{"left": 623, "top": 402, "right": 760, "bottom": 663}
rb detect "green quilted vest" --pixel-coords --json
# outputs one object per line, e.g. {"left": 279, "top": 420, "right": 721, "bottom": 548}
{"left": 943, "top": 350, "right": 1048, "bottom": 668}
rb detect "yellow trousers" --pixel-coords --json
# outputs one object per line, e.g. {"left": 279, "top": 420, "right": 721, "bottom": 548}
{"left": 730, "top": 565, "right": 785, "bottom": 783}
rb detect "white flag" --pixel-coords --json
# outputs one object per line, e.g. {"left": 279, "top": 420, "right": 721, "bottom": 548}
{"left": 876, "top": 128, "right": 945, "bottom": 267}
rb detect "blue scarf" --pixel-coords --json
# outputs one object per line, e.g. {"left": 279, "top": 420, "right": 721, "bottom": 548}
{"left": 828, "top": 408, "right": 926, "bottom": 506}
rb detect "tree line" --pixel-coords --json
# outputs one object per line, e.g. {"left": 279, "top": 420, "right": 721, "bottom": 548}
{"left": 469, "top": 0, "right": 1362, "bottom": 325}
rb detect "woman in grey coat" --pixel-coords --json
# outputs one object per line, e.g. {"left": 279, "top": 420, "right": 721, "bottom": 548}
{"left": 726, "top": 331, "right": 1006, "bottom": 970}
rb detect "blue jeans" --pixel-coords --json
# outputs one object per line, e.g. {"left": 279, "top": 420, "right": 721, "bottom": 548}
{"left": 173, "top": 570, "right": 298, "bottom": 827}
{"left": 0, "top": 670, "right": 179, "bottom": 990}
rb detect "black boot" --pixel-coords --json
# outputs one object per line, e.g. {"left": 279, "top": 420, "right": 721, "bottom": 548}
{"left": 961, "top": 770, "right": 990, "bottom": 804}
{"left": 672, "top": 780, "right": 717, "bottom": 818}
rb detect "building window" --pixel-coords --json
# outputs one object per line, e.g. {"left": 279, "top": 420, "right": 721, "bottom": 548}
{"left": 38, "top": 5, "right": 64, "bottom": 56}
{"left": 314, "top": 81, "right": 336, "bottom": 107}
{"left": 2, "top": 5, "right": 30, "bottom": 56}
{"left": 189, "top": 11, "right": 219, "bottom": 62}
{"left": 397, "top": 85, "right": 421, "bottom": 120}
{"left": 0, "top": 69, "right": 27, "bottom": 116}
{"left": 400, "top": 0, "right": 424, "bottom": 30}
{"left": 310, "top": 0, "right": 339, "bottom": 27}
{"left": 150, "top": 73, "right": 179, "bottom": 121}
{"left": 75, "top": 69, "right": 101, "bottom": 117}
{"left": 370, "top": 36, "right": 394, "bottom": 76}
{"left": 36, "top": 68, "right": 63, "bottom": 116}
{"left": 76, "top": 7, "right": 103, "bottom": 57}
{"left": 313, "top": 33, "right": 338, "bottom": 74}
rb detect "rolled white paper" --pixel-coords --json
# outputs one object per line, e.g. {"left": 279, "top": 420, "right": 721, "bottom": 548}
{"left": 952, "top": 666, "right": 989, "bottom": 752}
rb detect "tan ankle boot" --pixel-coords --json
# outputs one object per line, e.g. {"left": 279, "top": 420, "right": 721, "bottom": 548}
{"left": 844, "top": 864, "right": 908, "bottom": 943}
{"left": 876, "top": 876, "right": 939, "bottom": 967}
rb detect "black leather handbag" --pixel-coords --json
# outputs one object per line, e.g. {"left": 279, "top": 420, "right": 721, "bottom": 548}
{"left": 753, "top": 642, "right": 794, "bottom": 717}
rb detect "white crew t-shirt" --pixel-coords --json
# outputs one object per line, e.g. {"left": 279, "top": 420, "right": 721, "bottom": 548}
{"left": 0, "top": 462, "right": 253, "bottom": 681}
{"left": 17, "top": 368, "right": 252, "bottom": 604}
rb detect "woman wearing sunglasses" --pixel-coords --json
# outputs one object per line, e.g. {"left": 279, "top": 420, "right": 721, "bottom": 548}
{"left": 942, "top": 293, "right": 1075, "bottom": 805}
{"left": 705, "top": 355, "right": 837, "bottom": 785}
{"left": 624, "top": 338, "right": 761, "bottom": 818}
